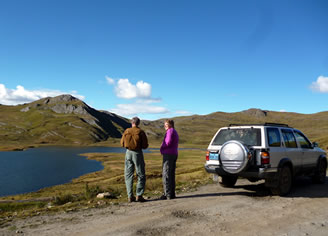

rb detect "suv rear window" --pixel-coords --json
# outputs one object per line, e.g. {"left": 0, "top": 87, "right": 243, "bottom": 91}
{"left": 212, "top": 128, "right": 261, "bottom": 146}
{"left": 267, "top": 128, "right": 281, "bottom": 147}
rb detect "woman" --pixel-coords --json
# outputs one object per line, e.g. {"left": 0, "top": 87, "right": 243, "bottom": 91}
{"left": 160, "top": 119, "right": 179, "bottom": 200}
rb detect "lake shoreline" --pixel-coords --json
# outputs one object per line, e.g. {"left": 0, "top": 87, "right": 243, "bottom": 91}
{"left": 0, "top": 140, "right": 205, "bottom": 152}
{"left": 0, "top": 149, "right": 207, "bottom": 202}
{"left": 0, "top": 146, "right": 121, "bottom": 198}
{"left": 0, "top": 146, "right": 206, "bottom": 201}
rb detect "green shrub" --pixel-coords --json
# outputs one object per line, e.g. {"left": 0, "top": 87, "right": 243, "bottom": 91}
{"left": 53, "top": 194, "right": 76, "bottom": 205}
{"left": 0, "top": 202, "right": 46, "bottom": 212}
{"left": 85, "top": 183, "right": 102, "bottom": 200}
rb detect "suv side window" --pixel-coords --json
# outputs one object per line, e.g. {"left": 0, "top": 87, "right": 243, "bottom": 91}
{"left": 294, "top": 131, "right": 312, "bottom": 148}
{"left": 281, "top": 129, "right": 297, "bottom": 148}
{"left": 267, "top": 128, "right": 281, "bottom": 147}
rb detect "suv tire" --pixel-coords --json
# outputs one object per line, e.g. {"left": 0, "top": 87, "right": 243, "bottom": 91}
{"left": 220, "top": 140, "right": 250, "bottom": 174}
{"left": 312, "top": 159, "right": 327, "bottom": 184}
{"left": 219, "top": 176, "right": 238, "bottom": 187}
{"left": 270, "top": 165, "right": 292, "bottom": 196}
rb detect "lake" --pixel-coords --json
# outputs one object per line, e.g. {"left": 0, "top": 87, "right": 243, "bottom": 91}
{"left": 0, "top": 146, "right": 129, "bottom": 197}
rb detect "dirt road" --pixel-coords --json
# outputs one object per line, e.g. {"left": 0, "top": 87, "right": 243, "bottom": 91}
{"left": 1, "top": 177, "right": 328, "bottom": 236}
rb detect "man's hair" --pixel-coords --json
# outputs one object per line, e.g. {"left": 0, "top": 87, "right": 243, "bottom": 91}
{"left": 165, "top": 119, "right": 174, "bottom": 128}
{"left": 131, "top": 117, "right": 140, "bottom": 126}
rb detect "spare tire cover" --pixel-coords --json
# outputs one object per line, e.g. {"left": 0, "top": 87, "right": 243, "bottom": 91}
{"left": 220, "top": 140, "right": 249, "bottom": 174}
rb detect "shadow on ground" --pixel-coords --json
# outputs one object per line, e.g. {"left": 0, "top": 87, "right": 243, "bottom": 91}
{"left": 177, "top": 177, "right": 328, "bottom": 199}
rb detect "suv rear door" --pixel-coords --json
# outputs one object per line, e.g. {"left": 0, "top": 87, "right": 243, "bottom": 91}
{"left": 281, "top": 129, "right": 302, "bottom": 172}
{"left": 266, "top": 127, "right": 286, "bottom": 167}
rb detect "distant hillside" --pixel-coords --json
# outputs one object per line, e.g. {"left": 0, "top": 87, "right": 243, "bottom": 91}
{"left": 0, "top": 94, "right": 130, "bottom": 148}
{"left": 1, "top": 96, "right": 328, "bottom": 151}
{"left": 140, "top": 108, "right": 328, "bottom": 150}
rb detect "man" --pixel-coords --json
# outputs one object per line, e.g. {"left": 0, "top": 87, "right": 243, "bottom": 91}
{"left": 160, "top": 119, "right": 179, "bottom": 200}
{"left": 121, "top": 117, "right": 149, "bottom": 202}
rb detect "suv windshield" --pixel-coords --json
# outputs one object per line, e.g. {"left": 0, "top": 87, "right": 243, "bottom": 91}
{"left": 212, "top": 128, "right": 261, "bottom": 146}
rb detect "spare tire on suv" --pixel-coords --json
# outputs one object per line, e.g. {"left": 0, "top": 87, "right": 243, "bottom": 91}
{"left": 220, "top": 140, "right": 250, "bottom": 174}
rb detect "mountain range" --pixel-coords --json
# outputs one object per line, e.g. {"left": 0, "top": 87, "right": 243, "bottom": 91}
{"left": 0, "top": 95, "right": 130, "bottom": 148}
{"left": 0, "top": 95, "right": 327, "bottom": 150}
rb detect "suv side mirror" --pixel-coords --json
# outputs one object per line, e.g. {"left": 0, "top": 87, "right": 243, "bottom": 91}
{"left": 312, "top": 142, "right": 319, "bottom": 148}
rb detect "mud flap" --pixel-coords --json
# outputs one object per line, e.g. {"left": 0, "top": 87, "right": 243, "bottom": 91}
{"left": 264, "top": 172, "right": 279, "bottom": 188}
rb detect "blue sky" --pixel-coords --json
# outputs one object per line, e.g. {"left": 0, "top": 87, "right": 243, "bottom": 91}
{"left": 0, "top": 0, "right": 328, "bottom": 120}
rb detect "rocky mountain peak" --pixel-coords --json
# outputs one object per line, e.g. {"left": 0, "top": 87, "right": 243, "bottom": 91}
{"left": 242, "top": 108, "right": 269, "bottom": 117}
{"left": 13, "top": 94, "right": 131, "bottom": 143}
{"left": 43, "top": 94, "right": 81, "bottom": 105}
{"left": 20, "top": 94, "right": 89, "bottom": 115}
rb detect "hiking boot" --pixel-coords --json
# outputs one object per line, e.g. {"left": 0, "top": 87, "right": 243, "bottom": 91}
{"left": 168, "top": 194, "right": 176, "bottom": 200}
{"left": 159, "top": 195, "right": 167, "bottom": 200}
{"left": 136, "top": 195, "right": 146, "bottom": 202}
{"left": 128, "top": 196, "right": 136, "bottom": 202}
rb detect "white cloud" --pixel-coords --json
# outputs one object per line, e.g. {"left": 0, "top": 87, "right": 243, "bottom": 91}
{"left": 105, "top": 76, "right": 115, "bottom": 85}
{"left": 106, "top": 76, "right": 168, "bottom": 117}
{"left": 0, "top": 84, "right": 84, "bottom": 105}
{"left": 109, "top": 103, "right": 169, "bottom": 117}
{"left": 310, "top": 76, "right": 328, "bottom": 93}
{"left": 106, "top": 77, "right": 152, "bottom": 99}
{"left": 115, "top": 79, "right": 151, "bottom": 99}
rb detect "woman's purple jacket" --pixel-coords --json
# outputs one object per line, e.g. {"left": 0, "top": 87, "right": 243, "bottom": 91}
{"left": 160, "top": 128, "right": 179, "bottom": 155}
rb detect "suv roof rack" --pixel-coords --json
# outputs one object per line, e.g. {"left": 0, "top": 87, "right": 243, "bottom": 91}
{"left": 264, "top": 123, "right": 289, "bottom": 127}
{"left": 229, "top": 123, "right": 290, "bottom": 127}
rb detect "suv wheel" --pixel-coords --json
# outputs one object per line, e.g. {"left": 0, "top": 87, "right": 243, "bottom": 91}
{"left": 270, "top": 165, "right": 292, "bottom": 196}
{"left": 312, "top": 159, "right": 327, "bottom": 184}
{"left": 219, "top": 176, "right": 238, "bottom": 187}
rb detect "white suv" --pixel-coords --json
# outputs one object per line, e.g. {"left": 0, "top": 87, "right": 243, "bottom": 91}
{"left": 205, "top": 123, "right": 327, "bottom": 195}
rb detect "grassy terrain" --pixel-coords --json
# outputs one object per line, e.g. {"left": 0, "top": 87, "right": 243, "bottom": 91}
{"left": 0, "top": 149, "right": 211, "bottom": 222}
{"left": 0, "top": 103, "right": 93, "bottom": 146}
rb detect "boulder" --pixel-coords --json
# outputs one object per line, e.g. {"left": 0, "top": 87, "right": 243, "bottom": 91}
{"left": 96, "top": 192, "right": 113, "bottom": 199}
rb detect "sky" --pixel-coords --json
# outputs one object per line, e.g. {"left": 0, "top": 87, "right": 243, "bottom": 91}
{"left": 0, "top": 0, "right": 328, "bottom": 120}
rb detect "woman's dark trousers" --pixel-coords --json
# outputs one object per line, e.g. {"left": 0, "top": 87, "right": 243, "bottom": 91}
{"left": 162, "top": 154, "right": 178, "bottom": 198}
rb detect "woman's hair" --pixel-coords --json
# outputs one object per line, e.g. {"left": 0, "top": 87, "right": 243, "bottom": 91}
{"left": 165, "top": 119, "right": 174, "bottom": 128}
{"left": 132, "top": 117, "right": 140, "bottom": 126}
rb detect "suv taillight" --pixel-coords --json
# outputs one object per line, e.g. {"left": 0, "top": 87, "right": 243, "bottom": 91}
{"left": 206, "top": 151, "right": 209, "bottom": 161}
{"left": 261, "top": 151, "right": 270, "bottom": 165}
